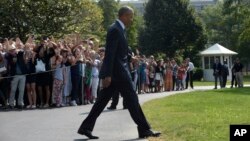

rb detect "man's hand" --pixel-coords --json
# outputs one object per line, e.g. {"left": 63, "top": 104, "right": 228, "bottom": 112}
{"left": 102, "top": 77, "right": 111, "bottom": 88}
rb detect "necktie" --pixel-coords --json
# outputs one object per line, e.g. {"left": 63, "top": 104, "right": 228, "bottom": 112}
{"left": 124, "top": 29, "right": 127, "bottom": 39}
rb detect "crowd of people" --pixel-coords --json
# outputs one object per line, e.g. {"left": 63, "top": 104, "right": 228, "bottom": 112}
{"left": 213, "top": 58, "right": 244, "bottom": 89}
{"left": 0, "top": 35, "right": 195, "bottom": 110}
{"left": 134, "top": 56, "right": 194, "bottom": 93}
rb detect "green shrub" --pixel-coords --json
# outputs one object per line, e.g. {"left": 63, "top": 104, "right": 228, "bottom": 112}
{"left": 193, "top": 68, "right": 203, "bottom": 81}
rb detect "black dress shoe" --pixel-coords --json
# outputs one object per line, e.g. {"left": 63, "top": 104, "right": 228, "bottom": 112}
{"left": 107, "top": 106, "right": 116, "bottom": 110}
{"left": 17, "top": 105, "right": 24, "bottom": 110}
{"left": 78, "top": 129, "right": 99, "bottom": 139}
{"left": 138, "top": 129, "right": 161, "bottom": 138}
{"left": 8, "top": 105, "right": 15, "bottom": 109}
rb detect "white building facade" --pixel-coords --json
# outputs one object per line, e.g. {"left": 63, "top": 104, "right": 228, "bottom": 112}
{"left": 199, "top": 43, "right": 238, "bottom": 81}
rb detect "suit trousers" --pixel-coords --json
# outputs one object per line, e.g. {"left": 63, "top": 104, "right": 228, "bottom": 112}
{"left": 185, "top": 71, "right": 193, "bottom": 89}
{"left": 214, "top": 74, "right": 222, "bottom": 88}
{"left": 110, "top": 90, "right": 126, "bottom": 108}
{"left": 231, "top": 74, "right": 237, "bottom": 87}
{"left": 235, "top": 72, "right": 243, "bottom": 87}
{"left": 79, "top": 80, "right": 151, "bottom": 132}
{"left": 9, "top": 75, "right": 26, "bottom": 106}
{"left": 221, "top": 74, "right": 227, "bottom": 88}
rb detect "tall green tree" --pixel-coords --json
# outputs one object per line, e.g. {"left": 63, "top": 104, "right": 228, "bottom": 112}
{"left": 68, "top": 0, "right": 103, "bottom": 37}
{"left": 98, "top": 2, "right": 143, "bottom": 49}
{"left": 200, "top": 1, "right": 249, "bottom": 51}
{"left": 200, "top": 2, "right": 227, "bottom": 46}
{"left": 97, "top": 0, "right": 119, "bottom": 44}
{"left": 126, "top": 5, "right": 144, "bottom": 50}
{"left": 0, "top": 0, "right": 71, "bottom": 39}
{"left": 139, "top": 0, "right": 206, "bottom": 60}
{"left": 238, "top": 14, "right": 250, "bottom": 69}
{"left": 0, "top": 0, "right": 103, "bottom": 40}
{"left": 201, "top": 0, "right": 250, "bottom": 71}
{"left": 98, "top": 0, "right": 119, "bottom": 30}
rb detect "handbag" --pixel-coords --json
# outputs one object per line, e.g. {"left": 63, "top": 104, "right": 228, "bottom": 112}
{"left": 35, "top": 59, "right": 46, "bottom": 72}
{"left": 0, "top": 66, "right": 7, "bottom": 73}
{"left": 155, "top": 73, "right": 161, "bottom": 80}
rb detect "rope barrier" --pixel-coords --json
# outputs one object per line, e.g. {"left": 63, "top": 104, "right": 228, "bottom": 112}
{"left": 0, "top": 64, "right": 77, "bottom": 79}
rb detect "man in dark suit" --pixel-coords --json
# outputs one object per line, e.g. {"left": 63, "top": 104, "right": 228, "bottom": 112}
{"left": 213, "top": 58, "right": 222, "bottom": 89}
{"left": 221, "top": 60, "right": 229, "bottom": 88}
{"left": 107, "top": 47, "right": 134, "bottom": 110}
{"left": 77, "top": 6, "right": 161, "bottom": 139}
{"left": 230, "top": 60, "right": 237, "bottom": 88}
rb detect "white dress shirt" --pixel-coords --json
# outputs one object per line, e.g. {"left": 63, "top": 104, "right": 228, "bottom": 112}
{"left": 188, "top": 62, "right": 195, "bottom": 71}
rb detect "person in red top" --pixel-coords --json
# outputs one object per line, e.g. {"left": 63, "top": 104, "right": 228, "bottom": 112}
{"left": 176, "top": 61, "right": 187, "bottom": 91}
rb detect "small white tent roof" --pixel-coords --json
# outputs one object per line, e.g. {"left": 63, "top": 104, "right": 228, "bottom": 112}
{"left": 199, "top": 43, "right": 238, "bottom": 55}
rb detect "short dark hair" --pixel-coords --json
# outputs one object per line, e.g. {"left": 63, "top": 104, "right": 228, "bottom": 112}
{"left": 0, "top": 37, "right": 3, "bottom": 43}
{"left": 118, "top": 6, "right": 133, "bottom": 17}
{"left": 42, "top": 36, "right": 48, "bottom": 41}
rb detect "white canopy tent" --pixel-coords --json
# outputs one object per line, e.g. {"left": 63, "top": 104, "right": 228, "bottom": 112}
{"left": 199, "top": 43, "right": 238, "bottom": 81}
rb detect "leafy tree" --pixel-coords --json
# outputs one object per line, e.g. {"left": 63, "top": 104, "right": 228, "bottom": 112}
{"left": 200, "top": 2, "right": 223, "bottom": 45}
{"left": 98, "top": 0, "right": 119, "bottom": 30}
{"left": 126, "top": 5, "right": 144, "bottom": 50}
{"left": 223, "top": 0, "right": 249, "bottom": 51}
{"left": 97, "top": 0, "right": 119, "bottom": 44}
{"left": 200, "top": 1, "right": 239, "bottom": 51}
{"left": 200, "top": 1, "right": 249, "bottom": 51}
{"left": 139, "top": 0, "right": 206, "bottom": 60}
{"left": 68, "top": 0, "right": 103, "bottom": 38}
{"left": 0, "top": 0, "right": 103, "bottom": 40}
{"left": 238, "top": 17, "right": 250, "bottom": 70}
{"left": 201, "top": 0, "right": 250, "bottom": 71}
{"left": 223, "top": 0, "right": 250, "bottom": 14}
{"left": 97, "top": 2, "right": 143, "bottom": 50}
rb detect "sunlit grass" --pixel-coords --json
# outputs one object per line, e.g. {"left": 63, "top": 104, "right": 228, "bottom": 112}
{"left": 194, "top": 75, "right": 250, "bottom": 86}
{"left": 143, "top": 87, "right": 250, "bottom": 141}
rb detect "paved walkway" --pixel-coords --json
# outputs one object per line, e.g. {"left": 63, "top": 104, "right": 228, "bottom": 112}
{"left": 0, "top": 86, "right": 215, "bottom": 141}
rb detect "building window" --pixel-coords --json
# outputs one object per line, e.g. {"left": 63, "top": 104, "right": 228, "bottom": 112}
{"left": 229, "top": 56, "right": 232, "bottom": 68}
{"left": 215, "top": 56, "right": 220, "bottom": 62}
{"left": 205, "top": 57, "right": 209, "bottom": 69}
{"left": 210, "top": 56, "right": 215, "bottom": 69}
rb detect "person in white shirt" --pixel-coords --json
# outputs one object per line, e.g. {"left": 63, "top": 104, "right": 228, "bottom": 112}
{"left": 185, "top": 58, "right": 194, "bottom": 89}
{"left": 89, "top": 50, "right": 100, "bottom": 103}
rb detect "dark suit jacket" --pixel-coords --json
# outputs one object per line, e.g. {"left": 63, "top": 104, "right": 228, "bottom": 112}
{"left": 99, "top": 20, "right": 131, "bottom": 82}
{"left": 213, "top": 62, "right": 222, "bottom": 76}
{"left": 5, "top": 51, "right": 28, "bottom": 76}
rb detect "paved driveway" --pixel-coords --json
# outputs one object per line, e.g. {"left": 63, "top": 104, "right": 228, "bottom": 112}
{"left": 0, "top": 86, "right": 214, "bottom": 141}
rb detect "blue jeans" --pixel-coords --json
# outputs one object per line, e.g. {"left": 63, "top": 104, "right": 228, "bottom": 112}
{"left": 214, "top": 75, "right": 222, "bottom": 88}
{"left": 9, "top": 75, "right": 26, "bottom": 106}
{"left": 71, "top": 74, "right": 83, "bottom": 103}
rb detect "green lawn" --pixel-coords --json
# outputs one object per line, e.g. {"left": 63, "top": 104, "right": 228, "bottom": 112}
{"left": 194, "top": 75, "right": 250, "bottom": 86}
{"left": 193, "top": 81, "right": 215, "bottom": 86}
{"left": 244, "top": 75, "right": 250, "bottom": 83}
{"left": 143, "top": 87, "right": 250, "bottom": 141}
